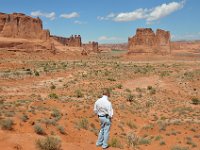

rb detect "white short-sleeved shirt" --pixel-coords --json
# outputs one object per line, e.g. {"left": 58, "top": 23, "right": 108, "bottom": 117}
{"left": 94, "top": 95, "right": 113, "bottom": 118}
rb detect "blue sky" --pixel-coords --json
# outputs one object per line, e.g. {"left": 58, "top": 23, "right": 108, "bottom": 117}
{"left": 0, "top": 0, "right": 200, "bottom": 43}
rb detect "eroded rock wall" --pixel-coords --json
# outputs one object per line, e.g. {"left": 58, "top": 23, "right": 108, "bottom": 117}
{"left": 128, "top": 28, "right": 171, "bottom": 54}
{"left": 0, "top": 13, "right": 50, "bottom": 40}
{"left": 0, "top": 12, "right": 53, "bottom": 51}
{"left": 83, "top": 41, "right": 99, "bottom": 52}
{"left": 51, "top": 35, "right": 82, "bottom": 47}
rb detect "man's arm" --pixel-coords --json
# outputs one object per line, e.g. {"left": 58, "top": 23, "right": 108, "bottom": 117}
{"left": 108, "top": 102, "right": 113, "bottom": 118}
{"left": 94, "top": 102, "right": 98, "bottom": 114}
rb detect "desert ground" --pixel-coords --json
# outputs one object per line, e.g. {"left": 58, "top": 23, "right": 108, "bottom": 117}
{"left": 0, "top": 48, "right": 200, "bottom": 150}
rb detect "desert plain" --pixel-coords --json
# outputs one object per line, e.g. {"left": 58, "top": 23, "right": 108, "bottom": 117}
{"left": 0, "top": 12, "right": 200, "bottom": 150}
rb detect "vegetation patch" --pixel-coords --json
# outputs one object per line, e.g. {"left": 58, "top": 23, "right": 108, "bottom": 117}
{"left": 36, "top": 136, "right": 61, "bottom": 150}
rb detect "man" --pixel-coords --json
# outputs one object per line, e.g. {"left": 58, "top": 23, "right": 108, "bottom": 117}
{"left": 94, "top": 89, "right": 113, "bottom": 149}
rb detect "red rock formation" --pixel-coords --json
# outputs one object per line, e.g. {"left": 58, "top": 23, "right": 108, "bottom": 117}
{"left": 156, "top": 29, "right": 171, "bottom": 53}
{"left": 83, "top": 41, "right": 99, "bottom": 52}
{"left": 51, "top": 35, "right": 82, "bottom": 47}
{"left": 128, "top": 28, "right": 171, "bottom": 54}
{"left": 0, "top": 12, "right": 50, "bottom": 40}
{"left": 0, "top": 12, "right": 53, "bottom": 51}
{"left": 67, "top": 35, "right": 81, "bottom": 47}
{"left": 171, "top": 42, "right": 181, "bottom": 50}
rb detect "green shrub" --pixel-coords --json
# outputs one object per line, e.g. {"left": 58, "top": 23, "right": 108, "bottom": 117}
{"left": 125, "top": 88, "right": 131, "bottom": 93}
{"left": 49, "top": 93, "right": 58, "bottom": 99}
{"left": 160, "top": 71, "right": 170, "bottom": 77}
{"left": 36, "top": 136, "right": 61, "bottom": 150}
{"left": 4, "top": 111, "right": 15, "bottom": 117}
{"left": 50, "top": 84, "right": 56, "bottom": 90}
{"left": 126, "top": 93, "right": 135, "bottom": 102}
{"left": 147, "top": 86, "right": 153, "bottom": 90}
{"left": 147, "top": 86, "right": 156, "bottom": 95}
{"left": 0, "top": 119, "right": 14, "bottom": 130}
{"left": 76, "top": 118, "right": 89, "bottom": 130}
{"left": 127, "top": 133, "right": 139, "bottom": 147}
{"left": 75, "top": 89, "right": 83, "bottom": 98}
{"left": 57, "top": 125, "right": 66, "bottom": 134}
{"left": 154, "top": 135, "right": 162, "bottom": 141}
{"left": 136, "top": 87, "right": 142, "bottom": 93}
{"left": 109, "top": 138, "right": 123, "bottom": 148}
{"left": 51, "top": 109, "right": 61, "bottom": 119}
{"left": 116, "top": 84, "right": 123, "bottom": 89}
{"left": 142, "top": 123, "right": 154, "bottom": 130}
{"left": 191, "top": 98, "right": 200, "bottom": 105}
{"left": 139, "top": 137, "right": 151, "bottom": 145}
{"left": 160, "top": 141, "right": 166, "bottom": 145}
{"left": 43, "top": 118, "right": 57, "bottom": 126}
{"left": 20, "top": 114, "right": 29, "bottom": 122}
{"left": 146, "top": 101, "right": 154, "bottom": 108}
{"left": 26, "top": 69, "right": 32, "bottom": 75}
{"left": 34, "top": 124, "right": 45, "bottom": 135}
{"left": 171, "top": 146, "right": 189, "bottom": 150}
{"left": 34, "top": 70, "right": 40, "bottom": 76}
{"left": 127, "top": 121, "right": 137, "bottom": 129}
{"left": 149, "top": 88, "right": 156, "bottom": 95}
{"left": 107, "top": 77, "right": 116, "bottom": 81}
{"left": 157, "top": 121, "right": 167, "bottom": 131}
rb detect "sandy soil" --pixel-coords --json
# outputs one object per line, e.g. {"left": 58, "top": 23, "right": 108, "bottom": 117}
{"left": 0, "top": 46, "right": 200, "bottom": 150}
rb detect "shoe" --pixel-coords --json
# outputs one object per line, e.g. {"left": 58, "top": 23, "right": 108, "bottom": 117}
{"left": 96, "top": 144, "right": 102, "bottom": 147}
{"left": 102, "top": 146, "right": 109, "bottom": 149}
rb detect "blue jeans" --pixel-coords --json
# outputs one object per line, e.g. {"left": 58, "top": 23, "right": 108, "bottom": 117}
{"left": 96, "top": 117, "right": 111, "bottom": 148}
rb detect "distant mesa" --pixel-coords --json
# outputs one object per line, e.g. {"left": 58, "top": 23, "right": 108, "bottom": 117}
{"left": 1, "top": 12, "right": 172, "bottom": 55}
{"left": 83, "top": 41, "right": 99, "bottom": 53}
{"left": 128, "top": 28, "right": 171, "bottom": 54}
{"left": 0, "top": 12, "right": 100, "bottom": 54}
{"left": 52, "top": 35, "right": 100, "bottom": 53}
{"left": 51, "top": 35, "right": 82, "bottom": 47}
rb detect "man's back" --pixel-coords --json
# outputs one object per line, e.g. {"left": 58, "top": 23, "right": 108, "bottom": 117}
{"left": 94, "top": 95, "right": 113, "bottom": 118}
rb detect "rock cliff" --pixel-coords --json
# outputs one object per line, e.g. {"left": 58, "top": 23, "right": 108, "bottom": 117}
{"left": 0, "top": 12, "right": 50, "bottom": 40}
{"left": 128, "top": 28, "right": 171, "bottom": 54}
{"left": 51, "top": 35, "right": 82, "bottom": 47}
{"left": 83, "top": 41, "right": 99, "bottom": 53}
{"left": 0, "top": 12, "right": 53, "bottom": 51}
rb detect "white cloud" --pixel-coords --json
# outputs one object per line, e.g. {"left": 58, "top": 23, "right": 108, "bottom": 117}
{"left": 147, "top": 1, "right": 185, "bottom": 22}
{"left": 97, "top": 13, "right": 115, "bottom": 20}
{"left": 74, "top": 20, "right": 86, "bottom": 24}
{"left": 60, "top": 12, "right": 80, "bottom": 19}
{"left": 98, "top": 36, "right": 123, "bottom": 41}
{"left": 113, "top": 8, "right": 148, "bottom": 22}
{"left": 31, "top": 11, "right": 56, "bottom": 20}
{"left": 98, "top": 1, "right": 185, "bottom": 23}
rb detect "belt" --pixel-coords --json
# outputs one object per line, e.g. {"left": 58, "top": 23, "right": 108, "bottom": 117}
{"left": 98, "top": 114, "right": 109, "bottom": 118}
